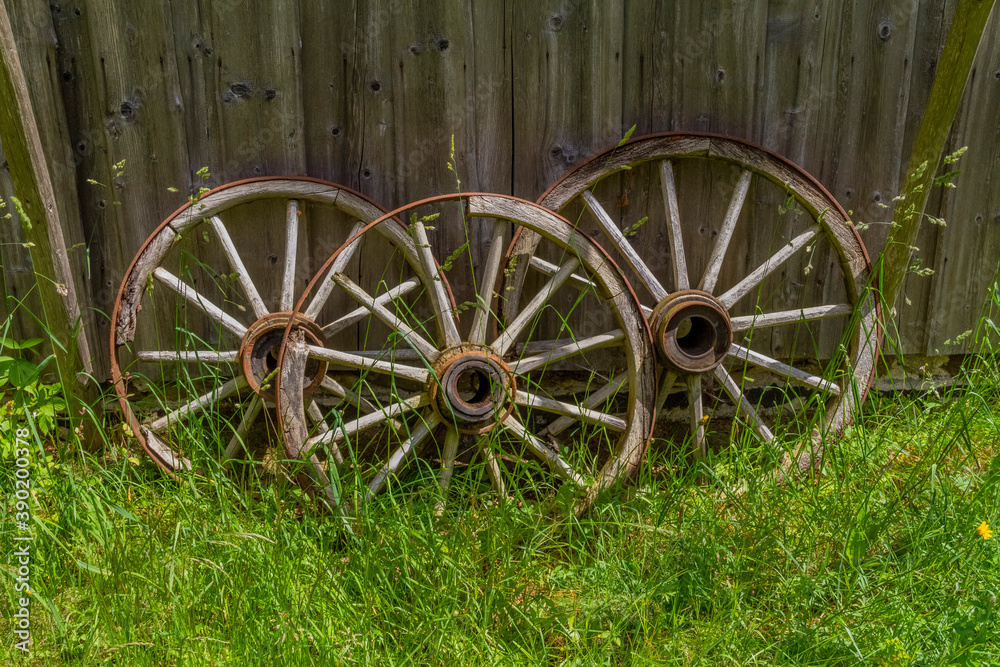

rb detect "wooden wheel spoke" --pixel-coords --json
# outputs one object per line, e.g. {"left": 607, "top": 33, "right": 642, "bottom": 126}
{"left": 223, "top": 395, "right": 263, "bottom": 461}
{"left": 438, "top": 426, "right": 461, "bottom": 492}
{"left": 511, "top": 329, "right": 624, "bottom": 374}
{"left": 501, "top": 414, "right": 587, "bottom": 488}
{"left": 719, "top": 226, "right": 819, "bottom": 308}
{"left": 148, "top": 375, "right": 248, "bottom": 433}
{"left": 366, "top": 412, "right": 441, "bottom": 500}
{"left": 348, "top": 349, "right": 422, "bottom": 361}
{"left": 468, "top": 218, "right": 507, "bottom": 345}
{"left": 583, "top": 190, "right": 668, "bottom": 302}
{"left": 332, "top": 272, "right": 439, "bottom": 360}
{"left": 306, "top": 344, "right": 429, "bottom": 383}
{"left": 700, "top": 169, "right": 752, "bottom": 293}
{"left": 319, "top": 376, "right": 382, "bottom": 416}
{"left": 137, "top": 350, "right": 239, "bottom": 363}
{"left": 727, "top": 343, "right": 841, "bottom": 396}
{"left": 321, "top": 277, "right": 421, "bottom": 336}
{"left": 476, "top": 434, "right": 507, "bottom": 496}
{"left": 306, "top": 400, "right": 344, "bottom": 464}
{"left": 141, "top": 428, "right": 193, "bottom": 471}
{"left": 659, "top": 160, "right": 689, "bottom": 291}
{"left": 729, "top": 304, "right": 853, "bottom": 332}
{"left": 210, "top": 216, "right": 269, "bottom": 319}
{"left": 305, "top": 392, "right": 430, "bottom": 451}
{"left": 527, "top": 254, "right": 655, "bottom": 319}
{"left": 655, "top": 370, "right": 679, "bottom": 415}
{"left": 153, "top": 268, "right": 247, "bottom": 338}
{"left": 412, "top": 220, "right": 462, "bottom": 348}
{"left": 280, "top": 200, "right": 300, "bottom": 312}
{"left": 687, "top": 375, "right": 707, "bottom": 460}
{"left": 514, "top": 390, "right": 627, "bottom": 432}
{"left": 540, "top": 373, "right": 629, "bottom": 439}
{"left": 528, "top": 256, "right": 599, "bottom": 293}
{"left": 491, "top": 257, "right": 581, "bottom": 356}
{"left": 714, "top": 366, "right": 775, "bottom": 443}
{"left": 305, "top": 220, "right": 366, "bottom": 321}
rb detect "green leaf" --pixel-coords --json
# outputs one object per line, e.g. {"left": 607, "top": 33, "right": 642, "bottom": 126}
{"left": 106, "top": 501, "right": 150, "bottom": 530}
{"left": 0, "top": 358, "right": 40, "bottom": 388}
{"left": 1, "top": 337, "right": 43, "bottom": 350}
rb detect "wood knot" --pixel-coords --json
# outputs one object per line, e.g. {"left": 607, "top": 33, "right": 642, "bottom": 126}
{"left": 370, "top": 80, "right": 381, "bottom": 92}
{"left": 877, "top": 19, "right": 891, "bottom": 41}
{"left": 230, "top": 81, "right": 252, "bottom": 98}
{"left": 437, "top": 38, "right": 449, "bottom": 51}
{"left": 120, "top": 101, "right": 137, "bottom": 120}
{"left": 548, "top": 15, "right": 563, "bottom": 31}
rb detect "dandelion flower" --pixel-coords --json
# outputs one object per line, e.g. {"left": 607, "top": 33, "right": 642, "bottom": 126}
{"left": 976, "top": 521, "right": 993, "bottom": 540}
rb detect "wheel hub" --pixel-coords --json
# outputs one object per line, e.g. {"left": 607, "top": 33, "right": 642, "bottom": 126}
{"left": 650, "top": 290, "right": 732, "bottom": 374}
{"left": 240, "top": 313, "right": 328, "bottom": 401}
{"left": 428, "top": 347, "right": 516, "bottom": 434}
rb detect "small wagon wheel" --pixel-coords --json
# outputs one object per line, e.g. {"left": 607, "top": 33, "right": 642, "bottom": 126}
{"left": 110, "top": 177, "right": 418, "bottom": 477}
{"left": 276, "top": 193, "right": 656, "bottom": 514}
{"left": 506, "top": 133, "right": 879, "bottom": 468}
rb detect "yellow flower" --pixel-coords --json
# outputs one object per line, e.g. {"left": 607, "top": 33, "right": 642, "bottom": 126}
{"left": 976, "top": 521, "right": 993, "bottom": 540}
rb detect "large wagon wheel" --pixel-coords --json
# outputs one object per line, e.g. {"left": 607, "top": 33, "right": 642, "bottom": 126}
{"left": 110, "top": 177, "right": 416, "bottom": 478}
{"left": 276, "top": 193, "right": 656, "bottom": 514}
{"left": 506, "top": 133, "right": 879, "bottom": 468}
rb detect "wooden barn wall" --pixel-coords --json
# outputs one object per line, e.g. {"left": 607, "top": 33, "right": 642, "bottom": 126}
{"left": 1, "top": 0, "right": 998, "bottom": 381}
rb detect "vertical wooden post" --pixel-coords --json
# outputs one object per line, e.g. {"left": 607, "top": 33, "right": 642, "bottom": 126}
{"left": 0, "top": 2, "right": 95, "bottom": 414}
{"left": 877, "top": 0, "right": 997, "bottom": 317}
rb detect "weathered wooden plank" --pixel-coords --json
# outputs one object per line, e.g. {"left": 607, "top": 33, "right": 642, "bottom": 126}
{"left": 0, "top": 140, "right": 46, "bottom": 345}
{"left": 0, "top": 0, "right": 94, "bottom": 406}
{"left": 3, "top": 0, "right": 97, "bottom": 370}
{"left": 820, "top": 1, "right": 921, "bottom": 256}
{"left": 51, "top": 0, "right": 193, "bottom": 376}
{"left": 511, "top": 0, "right": 624, "bottom": 201}
{"left": 924, "top": 5, "right": 1000, "bottom": 353}
{"left": 3, "top": 0, "right": 1000, "bottom": 372}
{"left": 298, "top": 0, "right": 361, "bottom": 186}
{"left": 620, "top": 0, "right": 666, "bottom": 137}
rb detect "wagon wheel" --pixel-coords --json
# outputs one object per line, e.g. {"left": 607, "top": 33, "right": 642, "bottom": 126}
{"left": 506, "top": 133, "right": 879, "bottom": 469}
{"left": 276, "top": 193, "right": 656, "bottom": 515}
{"left": 110, "top": 177, "right": 418, "bottom": 479}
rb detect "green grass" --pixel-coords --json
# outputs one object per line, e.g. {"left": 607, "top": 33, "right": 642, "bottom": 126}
{"left": 3, "top": 347, "right": 1000, "bottom": 665}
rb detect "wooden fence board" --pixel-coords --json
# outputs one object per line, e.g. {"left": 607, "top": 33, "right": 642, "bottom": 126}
{"left": 2, "top": 0, "right": 999, "bottom": 382}
{"left": 925, "top": 9, "right": 1000, "bottom": 352}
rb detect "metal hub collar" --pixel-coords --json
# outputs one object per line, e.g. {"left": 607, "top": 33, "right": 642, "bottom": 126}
{"left": 240, "top": 313, "right": 327, "bottom": 401}
{"left": 429, "top": 346, "right": 515, "bottom": 434}
{"left": 650, "top": 290, "right": 732, "bottom": 374}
